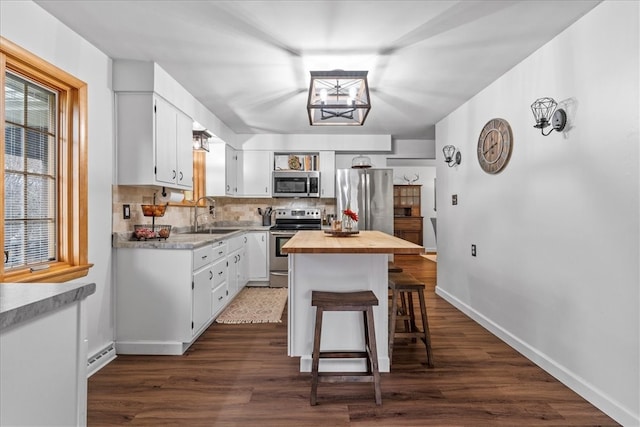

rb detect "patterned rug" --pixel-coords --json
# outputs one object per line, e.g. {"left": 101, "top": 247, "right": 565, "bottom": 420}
{"left": 215, "top": 287, "right": 288, "bottom": 324}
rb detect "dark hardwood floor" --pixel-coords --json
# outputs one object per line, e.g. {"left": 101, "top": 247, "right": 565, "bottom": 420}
{"left": 88, "top": 255, "right": 618, "bottom": 426}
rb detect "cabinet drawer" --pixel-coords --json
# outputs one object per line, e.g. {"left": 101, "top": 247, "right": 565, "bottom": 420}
{"left": 212, "top": 283, "right": 228, "bottom": 316}
{"left": 193, "top": 245, "right": 215, "bottom": 271}
{"left": 212, "top": 258, "right": 227, "bottom": 287}
{"left": 211, "top": 240, "right": 227, "bottom": 261}
{"left": 394, "top": 217, "right": 423, "bottom": 230}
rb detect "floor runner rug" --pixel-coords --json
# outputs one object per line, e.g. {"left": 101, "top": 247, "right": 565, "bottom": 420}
{"left": 215, "top": 287, "right": 287, "bottom": 324}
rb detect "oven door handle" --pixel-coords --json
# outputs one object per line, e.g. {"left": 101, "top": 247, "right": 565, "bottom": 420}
{"left": 271, "top": 231, "right": 296, "bottom": 236}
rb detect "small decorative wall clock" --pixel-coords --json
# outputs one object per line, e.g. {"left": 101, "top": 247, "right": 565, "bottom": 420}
{"left": 477, "top": 118, "right": 513, "bottom": 174}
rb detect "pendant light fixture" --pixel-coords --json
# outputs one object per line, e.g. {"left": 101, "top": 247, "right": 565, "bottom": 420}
{"left": 307, "top": 70, "right": 371, "bottom": 126}
{"left": 192, "top": 129, "right": 212, "bottom": 152}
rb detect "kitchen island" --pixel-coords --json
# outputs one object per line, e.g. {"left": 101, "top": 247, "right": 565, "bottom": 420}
{"left": 282, "top": 230, "right": 423, "bottom": 373}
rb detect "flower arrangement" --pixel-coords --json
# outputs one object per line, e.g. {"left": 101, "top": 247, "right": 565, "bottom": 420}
{"left": 342, "top": 208, "right": 358, "bottom": 230}
{"left": 343, "top": 208, "right": 358, "bottom": 222}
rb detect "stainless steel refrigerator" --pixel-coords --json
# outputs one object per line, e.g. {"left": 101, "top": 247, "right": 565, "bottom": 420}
{"left": 335, "top": 168, "right": 394, "bottom": 235}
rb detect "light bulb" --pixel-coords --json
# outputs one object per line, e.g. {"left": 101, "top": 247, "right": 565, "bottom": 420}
{"left": 319, "top": 88, "right": 327, "bottom": 103}
{"left": 349, "top": 87, "right": 357, "bottom": 101}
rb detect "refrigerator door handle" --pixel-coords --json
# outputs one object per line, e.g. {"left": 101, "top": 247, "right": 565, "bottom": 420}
{"left": 364, "top": 172, "right": 371, "bottom": 230}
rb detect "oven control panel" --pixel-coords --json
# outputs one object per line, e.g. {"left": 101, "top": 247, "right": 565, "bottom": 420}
{"left": 274, "top": 208, "right": 321, "bottom": 219}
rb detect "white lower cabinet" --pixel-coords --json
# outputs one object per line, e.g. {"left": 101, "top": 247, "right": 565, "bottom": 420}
{"left": 227, "top": 234, "right": 247, "bottom": 297}
{"left": 114, "top": 231, "right": 268, "bottom": 355}
{"left": 115, "top": 239, "right": 229, "bottom": 355}
{"left": 192, "top": 264, "right": 214, "bottom": 334}
{"left": 247, "top": 231, "right": 269, "bottom": 282}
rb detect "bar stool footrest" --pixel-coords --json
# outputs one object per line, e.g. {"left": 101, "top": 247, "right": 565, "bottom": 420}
{"left": 318, "top": 372, "right": 376, "bottom": 383}
{"left": 319, "top": 350, "right": 369, "bottom": 359}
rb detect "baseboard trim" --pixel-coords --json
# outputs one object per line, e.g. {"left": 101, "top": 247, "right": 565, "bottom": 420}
{"left": 87, "top": 342, "right": 116, "bottom": 378}
{"left": 435, "top": 286, "right": 638, "bottom": 427}
{"left": 115, "top": 340, "right": 185, "bottom": 355}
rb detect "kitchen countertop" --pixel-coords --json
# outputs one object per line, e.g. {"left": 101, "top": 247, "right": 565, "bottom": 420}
{"left": 112, "top": 225, "right": 272, "bottom": 249}
{"left": 281, "top": 230, "right": 424, "bottom": 254}
{"left": 0, "top": 282, "right": 96, "bottom": 331}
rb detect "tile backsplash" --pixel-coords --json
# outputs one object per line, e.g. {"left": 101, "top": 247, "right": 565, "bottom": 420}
{"left": 113, "top": 185, "right": 336, "bottom": 233}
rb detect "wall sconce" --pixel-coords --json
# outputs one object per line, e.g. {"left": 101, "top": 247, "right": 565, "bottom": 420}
{"left": 531, "top": 97, "right": 567, "bottom": 136}
{"left": 443, "top": 145, "right": 461, "bottom": 167}
{"left": 192, "top": 129, "right": 212, "bottom": 152}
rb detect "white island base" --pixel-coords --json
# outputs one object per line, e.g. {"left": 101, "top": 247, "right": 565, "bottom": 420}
{"left": 288, "top": 253, "right": 390, "bottom": 373}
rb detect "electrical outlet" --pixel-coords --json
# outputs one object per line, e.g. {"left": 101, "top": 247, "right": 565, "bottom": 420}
{"left": 123, "top": 204, "right": 131, "bottom": 219}
{"left": 471, "top": 244, "right": 476, "bottom": 257}
{"left": 452, "top": 194, "right": 458, "bottom": 205}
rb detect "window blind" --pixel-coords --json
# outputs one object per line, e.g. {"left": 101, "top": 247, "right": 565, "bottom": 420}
{"left": 4, "top": 71, "right": 57, "bottom": 269}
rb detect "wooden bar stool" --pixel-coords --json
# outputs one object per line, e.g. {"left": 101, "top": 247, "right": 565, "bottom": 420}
{"left": 388, "top": 272, "right": 434, "bottom": 368}
{"left": 310, "top": 290, "right": 382, "bottom": 406}
{"left": 388, "top": 261, "right": 403, "bottom": 273}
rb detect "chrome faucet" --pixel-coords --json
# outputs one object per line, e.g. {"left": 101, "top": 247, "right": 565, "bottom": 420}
{"left": 193, "top": 196, "right": 216, "bottom": 232}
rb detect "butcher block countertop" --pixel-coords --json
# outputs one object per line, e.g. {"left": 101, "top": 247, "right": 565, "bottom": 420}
{"left": 281, "top": 230, "right": 423, "bottom": 254}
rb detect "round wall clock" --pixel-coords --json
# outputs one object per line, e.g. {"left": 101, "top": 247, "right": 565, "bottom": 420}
{"left": 477, "top": 118, "right": 513, "bottom": 174}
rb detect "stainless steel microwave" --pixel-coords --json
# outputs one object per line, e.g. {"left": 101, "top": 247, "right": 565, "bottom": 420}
{"left": 272, "top": 171, "right": 320, "bottom": 198}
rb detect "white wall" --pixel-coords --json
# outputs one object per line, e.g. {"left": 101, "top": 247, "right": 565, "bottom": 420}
{"left": 435, "top": 2, "right": 638, "bottom": 425}
{"left": 1, "top": 2, "right": 115, "bottom": 361}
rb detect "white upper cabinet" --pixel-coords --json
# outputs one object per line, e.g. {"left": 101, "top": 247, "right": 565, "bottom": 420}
{"left": 319, "top": 151, "right": 335, "bottom": 198}
{"left": 116, "top": 93, "right": 193, "bottom": 190}
{"left": 207, "top": 148, "right": 275, "bottom": 198}
{"left": 242, "top": 151, "right": 273, "bottom": 197}
{"left": 206, "top": 143, "right": 239, "bottom": 196}
{"left": 227, "top": 146, "right": 241, "bottom": 196}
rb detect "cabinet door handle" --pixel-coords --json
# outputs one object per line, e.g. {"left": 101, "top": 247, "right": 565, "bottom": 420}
{"left": 172, "top": 170, "right": 176, "bottom": 179}
{"left": 218, "top": 270, "right": 224, "bottom": 276}
{"left": 218, "top": 250, "right": 224, "bottom": 256}
{"left": 265, "top": 187, "right": 268, "bottom": 193}
{"left": 218, "top": 295, "right": 224, "bottom": 301}
{"left": 226, "top": 184, "right": 230, "bottom": 191}
{"left": 209, "top": 270, "right": 213, "bottom": 280}
{"left": 202, "top": 255, "right": 208, "bottom": 260}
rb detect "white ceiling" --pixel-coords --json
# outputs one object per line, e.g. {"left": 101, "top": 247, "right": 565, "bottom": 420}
{"left": 35, "top": 0, "right": 600, "bottom": 139}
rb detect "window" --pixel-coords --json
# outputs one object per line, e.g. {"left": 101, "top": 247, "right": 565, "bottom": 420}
{"left": 5, "top": 72, "right": 58, "bottom": 269}
{"left": 1, "top": 37, "right": 92, "bottom": 282}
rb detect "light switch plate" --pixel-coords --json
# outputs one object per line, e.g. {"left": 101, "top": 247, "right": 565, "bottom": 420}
{"left": 123, "top": 204, "right": 131, "bottom": 219}
{"left": 452, "top": 194, "right": 458, "bottom": 205}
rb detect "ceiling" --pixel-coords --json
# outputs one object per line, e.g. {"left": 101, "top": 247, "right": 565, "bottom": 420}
{"left": 35, "top": 0, "right": 599, "bottom": 140}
